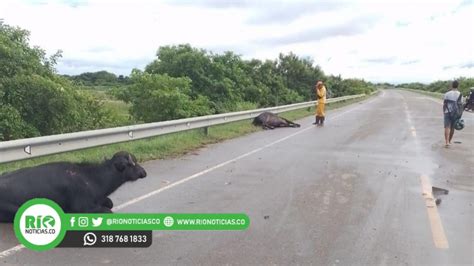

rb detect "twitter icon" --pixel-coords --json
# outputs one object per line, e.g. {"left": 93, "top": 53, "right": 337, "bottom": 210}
{"left": 92, "top": 217, "right": 103, "bottom": 227}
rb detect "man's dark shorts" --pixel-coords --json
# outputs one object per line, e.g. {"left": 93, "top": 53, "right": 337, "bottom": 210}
{"left": 444, "top": 113, "right": 455, "bottom": 128}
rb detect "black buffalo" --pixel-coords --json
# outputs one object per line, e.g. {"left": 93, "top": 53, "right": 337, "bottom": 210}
{"left": 0, "top": 151, "right": 147, "bottom": 223}
{"left": 253, "top": 112, "right": 301, "bottom": 129}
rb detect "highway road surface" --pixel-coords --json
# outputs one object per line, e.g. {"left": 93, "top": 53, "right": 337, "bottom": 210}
{"left": 1, "top": 89, "right": 472, "bottom": 265}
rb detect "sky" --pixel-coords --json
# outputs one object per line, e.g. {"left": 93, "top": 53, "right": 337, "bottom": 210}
{"left": 0, "top": 0, "right": 473, "bottom": 84}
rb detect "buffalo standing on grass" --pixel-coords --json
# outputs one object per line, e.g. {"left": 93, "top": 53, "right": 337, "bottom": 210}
{"left": 0, "top": 151, "right": 147, "bottom": 223}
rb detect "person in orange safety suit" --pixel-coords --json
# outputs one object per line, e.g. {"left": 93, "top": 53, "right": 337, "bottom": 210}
{"left": 313, "top": 81, "right": 327, "bottom": 126}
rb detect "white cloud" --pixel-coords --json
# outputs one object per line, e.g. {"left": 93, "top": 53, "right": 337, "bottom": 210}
{"left": 1, "top": 0, "right": 473, "bottom": 83}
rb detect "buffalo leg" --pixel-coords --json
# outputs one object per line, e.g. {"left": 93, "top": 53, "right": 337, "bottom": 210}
{"left": 100, "top": 197, "right": 114, "bottom": 209}
{"left": 262, "top": 124, "right": 274, "bottom": 130}
{"left": 287, "top": 122, "right": 300, "bottom": 127}
{"left": 281, "top": 118, "right": 299, "bottom": 127}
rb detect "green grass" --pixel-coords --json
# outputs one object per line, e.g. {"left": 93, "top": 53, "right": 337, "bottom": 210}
{"left": 103, "top": 100, "right": 132, "bottom": 121}
{"left": 0, "top": 95, "right": 372, "bottom": 174}
{"left": 79, "top": 88, "right": 134, "bottom": 126}
{"left": 79, "top": 89, "right": 110, "bottom": 100}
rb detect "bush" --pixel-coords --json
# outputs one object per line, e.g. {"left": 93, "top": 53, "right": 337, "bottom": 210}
{"left": 0, "top": 21, "right": 112, "bottom": 141}
{"left": 0, "top": 104, "right": 39, "bottom": 140}
{"left": 123, "top": 71, "right": 213, "bottom": 122}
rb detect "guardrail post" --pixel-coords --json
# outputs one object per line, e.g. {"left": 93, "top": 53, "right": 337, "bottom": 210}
{"left": 203, "top": 126, "right": 209, "bottom": 136}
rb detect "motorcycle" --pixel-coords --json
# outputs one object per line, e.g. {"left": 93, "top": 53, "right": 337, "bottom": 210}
{"left": 464, "top": 88, "right": 474, "bottom": 112}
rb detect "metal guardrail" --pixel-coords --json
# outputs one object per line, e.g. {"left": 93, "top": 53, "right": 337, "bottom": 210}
{"left": 0, "top": 94, "right": 367, "bottom": 163}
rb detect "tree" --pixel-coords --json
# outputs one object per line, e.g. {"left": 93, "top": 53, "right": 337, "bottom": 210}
{"left": 326, "top": 75, "right": 374, "bottom": 97}
{"left": 0, "top": 21, "right": 111, "bottom": 141}
{"left": 397, "top": 78, "right": 473, "bottom": 96}
{"left": 0, "top": 104, "right": 38, "bottom": 141}
{"left": 277, "top": 52, "right": 325, "bottom": 100}
{"left": 67, "top": 71, "right": 120, "bottom": 86}
{"left": 120, "top": 70, "right": 212, "bottom": 122}
{"left": 0, "top": 21, "right": 53, "bottom": 77}
{"left": 243, "top": 59, "right": 303, "bottom": 106}
{"left": 145, "top": 44, "right": 213, "bottom": 98}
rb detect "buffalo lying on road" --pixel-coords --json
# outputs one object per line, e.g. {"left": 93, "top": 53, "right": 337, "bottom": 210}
{"left": 0, "top": 151, "right": 147, "bottom": 223}
{"left": 253, "top": 112, "right": 301, "bottom": 129}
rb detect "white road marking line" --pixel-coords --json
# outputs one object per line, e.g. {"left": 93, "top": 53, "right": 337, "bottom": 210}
{"left": 115, "top": 95, "right": 378, "bottom": 211}
{"left": 0, "top": 245, "right": 25, "bottom": 259}
{"left": 114, "top": 129, "right": 307, "bottom": 211}
{"left": 114, "top": 145, "right": 267, "bottom": 211}
{"left": 0, "top": 95, "right": 379, "bottom": 258}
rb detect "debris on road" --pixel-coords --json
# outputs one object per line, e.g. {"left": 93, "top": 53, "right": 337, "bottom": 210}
{"left": 432, "top": 186, "right": 449, "bottom": 206}
{"left": 432, "top": 186, "right": 449, "bottom": 195}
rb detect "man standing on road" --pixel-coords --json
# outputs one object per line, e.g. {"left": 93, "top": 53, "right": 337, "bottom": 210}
{"left": 443, "top": 80, "right": 462, "bottom": 147}
{"left": 313, "top": 81, "right": 327, "bottom": 126}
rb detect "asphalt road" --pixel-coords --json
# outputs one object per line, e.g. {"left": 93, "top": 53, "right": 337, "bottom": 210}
{"left": 1, "top": 90, "right": 473, "bottom": 265}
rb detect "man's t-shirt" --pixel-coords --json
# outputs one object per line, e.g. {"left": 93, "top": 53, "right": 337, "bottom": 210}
{"left": 444, "top": 90, "right": 461, "bottom": 114}
{"left": 444, "top": 90, "right": 461, "bottom": 101}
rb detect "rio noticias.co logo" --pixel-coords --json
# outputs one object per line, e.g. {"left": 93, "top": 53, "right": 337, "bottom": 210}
{"left": 13, "top": 199, "right": 250, "bottom": 251}
{"left": 13, "top": 199, "right": 66, "bottom": 251}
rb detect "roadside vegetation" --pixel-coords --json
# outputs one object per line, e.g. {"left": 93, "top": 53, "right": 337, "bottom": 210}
{"left": 397, "top": 78, "right": 474, "bottom": 96}
{"left": 0, "top": 20, "right": 377, "bottom": 172}
{"left": 0, "top": 21, "right": 375, "bottom": 142}
{"left": 0, "top": 95, "right": 371, "bottom": 174}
